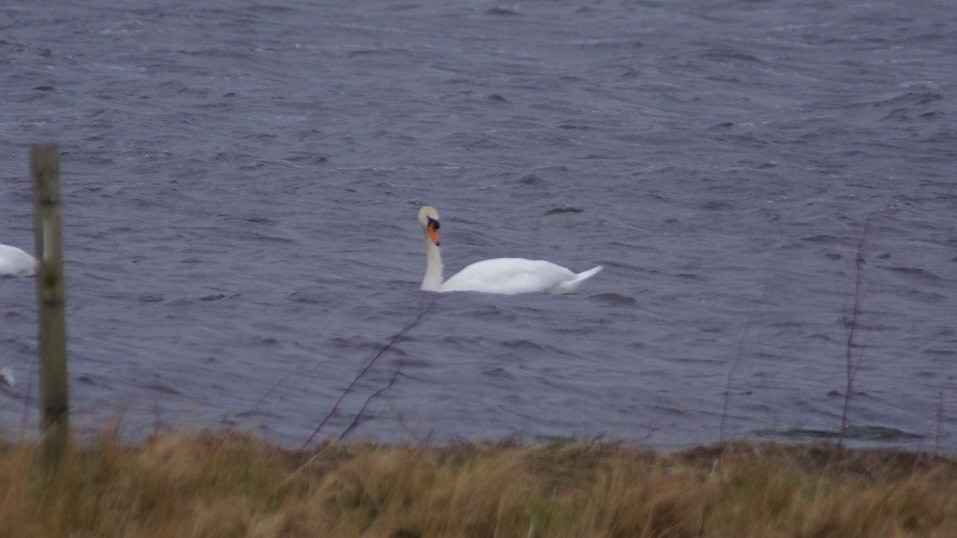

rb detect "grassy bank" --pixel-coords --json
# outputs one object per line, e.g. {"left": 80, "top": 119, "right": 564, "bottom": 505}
{"left": 1, "top": 431, "right": 956, "bottom": 537}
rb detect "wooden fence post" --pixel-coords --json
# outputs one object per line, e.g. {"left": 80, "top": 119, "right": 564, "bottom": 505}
{"left": 31, "top": 144, "right": 69, "bottom": 471}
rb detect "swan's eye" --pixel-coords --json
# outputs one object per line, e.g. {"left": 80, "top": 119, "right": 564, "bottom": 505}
{"left": 428, "top": 218, "right": 440, "bottom": 230}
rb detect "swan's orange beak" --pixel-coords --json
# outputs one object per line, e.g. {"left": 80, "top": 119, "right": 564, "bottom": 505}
{"left": 427, "top": 222, "right": 441, "bottom": 246}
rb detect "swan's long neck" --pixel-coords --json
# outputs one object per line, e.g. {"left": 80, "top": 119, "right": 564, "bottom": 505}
{"left": 422, "top": 235, "right": 444, "bottom": 291}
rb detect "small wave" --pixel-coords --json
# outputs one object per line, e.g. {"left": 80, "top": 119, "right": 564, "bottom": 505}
{"left": 882, "top": 88, "right": 944, "bottom": 108}
{"left": 702, "top": 200, "right": 734, "bottom": 211}
{"left": 179, "top": 47, "right": 248, "bottom": 60}
{"left": 882, "top": 266, "right": 943, "bottom": 285}
{"left": 347, "top": 48, "right": 409, "bottom": 58}
{"left": 698, "top": 47, "right": 764, "bottom": 64}
{"left": 708, "top": 121, "right": 735, "bottom": 131}
{"left": 544, "top": 206, "right": 583, "bottom": 216}
{"left": 922, "top": 130, "right": 955, "bottom": 143}
{"left": 593, "top": 292, "right": 637, "bottom": 307}
{"left": 76, "top": 374, "right": 104, "bottom": 387}
{"left": 894, "top": 289, "right": 947, "bottom": 304}
{"left": 513, "top": 173, "right": 548, "bottom": 186}
{"left": 483, "top": 366, "right": 515, "bottom": 380}
{"left": 248, "top": 4, "right": 295, "bottom": 13}
{"left": 487, "top": 7, "right": 521, "bottom": 16}
{"left": 801, "top": 234, "right": 846, "bottom": 245}
{"left": 234, "top": 409, "right": 281, "bottom": 420}
{"left": 571, "top": 39, "right": 643, "bottom": 50}
{"left": 138, "top": 382, "right": 183, "bottom": 396}
{"left": 857, "top": 84, "right": 945, "bottom": 122}
{"left": 502, "top": 339, "right": 544, "bottom": 352}
{"left": 557, "top": 122, "right": 591, "bottom": 131}
{"left": 236, "top": 231, "right": 295, "bottom": 244}
{"left": 755, "top": 426, "right": 924, "bottom": 442}
{"left": 288, "top": 292, "right": 325, "bottom": 305}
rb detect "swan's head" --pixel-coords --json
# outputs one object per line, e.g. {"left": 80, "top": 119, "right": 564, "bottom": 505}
{"left": 418, "top": 206, "right": 441, "bottom": 246}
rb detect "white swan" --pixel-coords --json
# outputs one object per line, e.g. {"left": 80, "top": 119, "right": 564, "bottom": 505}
{"left": 0, "top": 244, "right": 36, "bottom": 277}
{"left": 418, "top": 206, "right": 602, "bottom": 295}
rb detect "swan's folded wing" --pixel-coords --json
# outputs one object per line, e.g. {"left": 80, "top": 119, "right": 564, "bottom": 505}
{"left": 441, "top": 258, "right": 575, "bottom": 295}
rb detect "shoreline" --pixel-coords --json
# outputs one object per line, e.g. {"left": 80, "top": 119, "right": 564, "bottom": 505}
{"left": 2, "top": 429, "right": 956, "bottom": 536}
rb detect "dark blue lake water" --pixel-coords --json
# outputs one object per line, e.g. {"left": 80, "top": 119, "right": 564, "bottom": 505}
{"left": 1, "top": 0, "right": 955, "bottom": 452}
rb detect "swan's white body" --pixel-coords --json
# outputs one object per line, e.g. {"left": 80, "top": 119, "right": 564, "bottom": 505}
{"left": 418, "top": 206, "right": 601, "bottom": 295}
{"left": 0, "top": 244, "right": 36, "bottom": 277}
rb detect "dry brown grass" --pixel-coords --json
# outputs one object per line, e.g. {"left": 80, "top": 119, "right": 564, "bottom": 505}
{"left": 1, "top": 431, "right": 956, "bottom": 537}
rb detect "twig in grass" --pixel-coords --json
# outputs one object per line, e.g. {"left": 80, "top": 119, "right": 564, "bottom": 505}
{"left": 18, "top": 360, "right": 36, "bottom": 438}
{"left": 719, "top": 285, "right": 773, "bottom": 443}
{"left": 284, "top": 300, "right": 436, "bottom": 485}
{"left": 416, "top": 427, "right": 436, "bottom": 447}
{"left": 300, "top": 296, "right": 436, "bottom": 450}
{"left": 338, "top": 359, "right": 403, "bottom": 441}
{"left": 934, "top": 379, "right": 951, "bottom": 455}
{"left": 839, "top": 219, "right": 870, "bottom": 448}
{"left": 719, "top": 318, "right": 755, "bottom": 443}
{"left": 241, "top": 345, "right": 319, "bottom": 428}
{"left": 247, "top": 359, "right": 306, "bottom": 414}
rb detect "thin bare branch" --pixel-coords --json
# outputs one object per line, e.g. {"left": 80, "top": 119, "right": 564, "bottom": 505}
{"left": 839, "top": 219, "right": 870, "bottom": 448}
{"left": 300, "top": 296, "right": 436, "bottom": 450}
{"left": 934, "top": 379, "right": 952, "bottom": 455}
{"left": 338, "top": 359, "right": 403, "bottom": 441}
{"left": 719, "top": 283, "right": 773, "bottom": 442}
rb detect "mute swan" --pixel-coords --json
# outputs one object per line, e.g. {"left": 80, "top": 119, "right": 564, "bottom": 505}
{"left": 418, "top": 206, "right": 602, "bottom": 295}
{"left": 0, "top": 244, "right": 36, "bottom": 277}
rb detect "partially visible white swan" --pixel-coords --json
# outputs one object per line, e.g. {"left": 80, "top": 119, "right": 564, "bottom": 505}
{"left": 0, "top": 244, "right": 36, "bottom": 277}
{"left": 418, "top": 206, "right": 602, "bottom": 295}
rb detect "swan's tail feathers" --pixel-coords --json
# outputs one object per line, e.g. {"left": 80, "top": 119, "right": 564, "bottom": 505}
{"left": 556, "top": 265, "right": 603, "bottom": 294}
